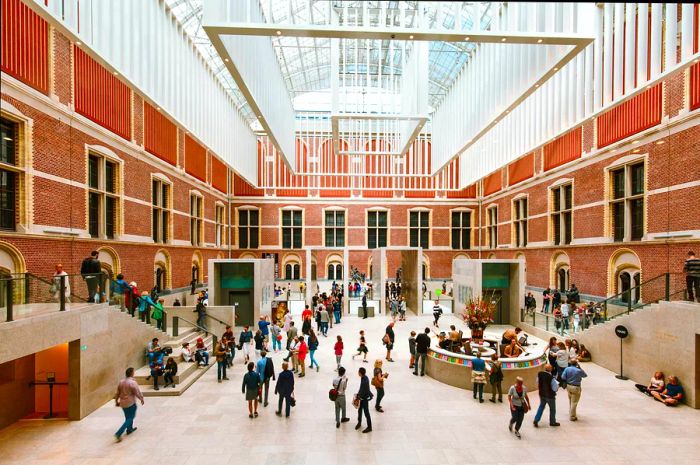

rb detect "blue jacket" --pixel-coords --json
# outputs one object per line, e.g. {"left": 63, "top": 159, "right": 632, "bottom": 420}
{"left": 241, "top": 371, "right": 260, "bottom": 393}
{"left": 275, "top": 370, "right": 294, "bottom": 396}
{"left": 358, "top": 375, "right": 371, "bottom": 400}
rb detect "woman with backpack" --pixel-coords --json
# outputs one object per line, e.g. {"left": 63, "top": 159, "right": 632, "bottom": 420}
{"left": 372, "top": 359, "right": 389, "bottom": 412}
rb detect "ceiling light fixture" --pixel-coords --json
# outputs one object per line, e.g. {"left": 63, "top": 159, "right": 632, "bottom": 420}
{"left": 276, "top": 30, "right": 281, "bottom": 35}
{"left": 465, "top": 37, "right": 470, "bottom": 41}
{"left": 224, "top": 58, "right": 229, "bottom": 62}
{"left": 113, "top": 72, "right": 118, "bottom": 76}
{"left": 656, "top": 140, "right": 665, "bottom": 145}
{"left": 501, "top": 37, "right": 507, "bottom": 42}
{"left": 554, "top": 67, "right": 559, "bottom": 71}
{"left": 409, "top": 35, "right": 414, "bottom": 39}
{"left": 633, "top": 140, "right": 640, "bottom": 144}
{"left": 156, "top": 107, "right": 161, "bottom": 111}
{"left": 535, "top": 84, "right": 539, "bottom": 88}
{"left": 75, "top": 41, "right": 82, "bottom": 46}
{"left": 632, "top": 149, "right": 641, "bottom": 153}
{"left": 537, "top": 39, "right": 543, "bottom": 43}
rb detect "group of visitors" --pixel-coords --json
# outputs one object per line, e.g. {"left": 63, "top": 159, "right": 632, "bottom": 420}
{"left": 635, "top": 372, "right": 685, "bottom": 406}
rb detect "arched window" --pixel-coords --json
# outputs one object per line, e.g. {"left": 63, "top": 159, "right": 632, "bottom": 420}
{"left": 327, "top": 263, "right": 342, "bottom": 280}
{"left": 285, "top": 263, "right": 300, "bottom": 280}
{"left": 155, "top": 266, "right": 165, "bottom": 293}
{"left": 617, "top": 269, "right": 641, "bottom": 304}
{"left": 557, "top": 266, "right": 570, "bottom": 292}
{"left": 608, "top": 248, "right": 642, "bottom": 302}
{"left": 551, "top": 251, "right": 570, "bottom": 292}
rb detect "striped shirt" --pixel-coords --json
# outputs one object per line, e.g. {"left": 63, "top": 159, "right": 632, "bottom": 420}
{"left": 684, "top": 258, "right": 700, "bottom": 277}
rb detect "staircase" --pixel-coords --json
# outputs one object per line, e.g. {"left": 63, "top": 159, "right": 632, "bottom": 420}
{"left": 135, "top": 327, "right": 214, "bottom": 396}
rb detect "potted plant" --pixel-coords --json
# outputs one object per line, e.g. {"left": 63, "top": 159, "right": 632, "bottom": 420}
{"left": 461, "top": 293, "right": 497, "bottom": 343}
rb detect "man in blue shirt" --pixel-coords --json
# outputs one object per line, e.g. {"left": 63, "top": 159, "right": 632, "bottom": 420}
{"left": 256, "top": 351, "right": 275, "bottom": 407}
{"left": 258, "top": 316, "right": 271, "bottom": 347}
{"left": 561, "top": 359, "right": 587, "bottom": 421}
{"left": 651, "top": 376, "right": 684, "bottom": 406}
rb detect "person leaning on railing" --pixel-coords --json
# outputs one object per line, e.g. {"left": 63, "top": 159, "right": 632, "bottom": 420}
{"left": 684, "top": 251, "right": 700, "bottom": 303}
{"left": 80, "top": 250, "right": 102, "bottom": 303}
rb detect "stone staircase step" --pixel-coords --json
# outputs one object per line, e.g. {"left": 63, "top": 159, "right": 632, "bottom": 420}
{"left": 140, "top": 362, "right": 213, "bottom": 397}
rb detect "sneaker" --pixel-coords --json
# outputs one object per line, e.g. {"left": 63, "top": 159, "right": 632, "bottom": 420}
{"left": 550, "top": 422, "right": 561, "bottom": 426}
{"left": 254, "top": 412, "right": 259, "bottom": 417}
{"left": 275, "top": 411, "right": 281, "bottom": 416}
{"left": 355, "top": 423, "right": 361, "bottom": 430}
{"left": 362, "top": 427, "right": 372, "bottom": 433}
{"left": 316, "top": 366, "right": 320, "bottom": 372}
{"left": 249, "top": 414, "right": 254, "bottom": 419}
{"left": 479, "top": 399, "right": 484, "bottom": 403}
{"left": 126, "top": 427, "right": 137, "bottom": 435}
{"left": 533, "top": 421, "right": 538, "bottom": 428}
{"left": 413, "top": 372, "right": 417, "bottom": 376}
{"left": 515, "top": 431, "right": 521, "bottom": 439}
{"left": 264, "top": 402, "right": 269, "bottom": 407}
{"left": 489, "top": 399, "right": 496, "bottom": 403}
{"left": 508, "top": 422, "right": 513, "bottom": 432}
{"left": 341, "top": 418, "right": 350, "bottom": 423}
{"left": 223, "top": 377, "right": 230, "bottom": 380}
{"left": 336, "top": 421, "right": 340, "bottom": 428}
{"left": 218, "top": 379, "right": 222, "bottom": 383}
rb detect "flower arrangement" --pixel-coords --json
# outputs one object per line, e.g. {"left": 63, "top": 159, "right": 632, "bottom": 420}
{"left": 461, "top": 293, "right": 497, "bottom": 331}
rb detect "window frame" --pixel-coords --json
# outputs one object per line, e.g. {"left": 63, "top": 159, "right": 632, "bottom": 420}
{"left": 0, "top": 117, "right": 23, "bottom": 232}
{"left": 237, "top": 207, "right": 260, "bottom": 249}
{"left": 151, "top": 176, "right": 172, "bottom": 244}
{"left": 408, "top": 209, "right": 430, "bottom": 249}
{"left": 189, "top": 192, "right": 204, "bottom": 246}
{"left": 512, "top": 196, "right": 528, "bottom": 248}
{"left": 280, "top": 207, "right": 303, "bottom": 249}
{"left": 323, "top": 207, "right": 346, "bottom": 248}
{"left": 86, "top": 150, "right": 122, "bottom": 239}
{"left": 450, "top": 209, "right": 473, "bottom": 250}
{"left": 367, "top": 208, "right": 389, "bottom": 249}
{"left": 550, "top": 182, "right": 573, "bottom": 246}
{"left": 486, "top": 205, "right": 498, "bottom": 249}
{"left": 607, "top": 159, "right": 646, "bottom": 242}
{"left": 215, "top": 202, "right": 226, "bottom": 247}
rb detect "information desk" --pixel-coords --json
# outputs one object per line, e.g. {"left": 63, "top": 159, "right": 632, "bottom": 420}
{"left": 426, "top": 342, "right": 547, "bottom": 392}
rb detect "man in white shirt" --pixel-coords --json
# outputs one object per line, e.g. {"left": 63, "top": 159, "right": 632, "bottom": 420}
{"left": 560, "top": 302, "right": 570, "bottom": 333}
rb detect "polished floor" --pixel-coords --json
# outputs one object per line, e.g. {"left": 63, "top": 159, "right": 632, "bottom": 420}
{"left": 1, "top": 314, "right": 698, "bottom": 465}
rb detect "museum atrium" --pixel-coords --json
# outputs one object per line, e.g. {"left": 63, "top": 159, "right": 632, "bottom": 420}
{"left": 0, "top": 1, "right": 699, "bottom": 463}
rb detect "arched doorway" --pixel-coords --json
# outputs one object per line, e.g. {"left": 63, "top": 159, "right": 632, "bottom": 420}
{"left": 154, "top": 249, "right": 171, "bottom": 293}
{"left": 551, "top": 251, "right": 570, "bottom": 292}
{"left": 608, "top": 248, "right": 642, "bottom": 303}
{"left": 0, "top": 241, "right": 26, "bottom": 306}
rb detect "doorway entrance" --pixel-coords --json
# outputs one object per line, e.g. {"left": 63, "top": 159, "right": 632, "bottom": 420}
{"left": 228, "top": 290, "right": 253, "bottom": 326}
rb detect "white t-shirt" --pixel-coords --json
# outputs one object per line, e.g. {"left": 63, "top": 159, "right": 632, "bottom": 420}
{"left": 561, "top": 303, "right": 570, "bottom": 317}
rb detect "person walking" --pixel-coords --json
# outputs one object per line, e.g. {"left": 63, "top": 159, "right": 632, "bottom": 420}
{"left": 561, "top": 358, "right": 587, "bottom": 421}
{"left": 193, "top": 298, "right": 207, "bottom": 330}
{"left": 488, "top": 353, "right": 504, "bottom": 403}
{"left": 542, "top": 287, "right": 552, "bottom": 313}
{"left": 52, "top": 264, "right": 71, "bottom": 304}
{"left": 533, "top": 364, "right": 560, "bottom": 427}
{"left": 297, "top": 336, "right": 308, "bottom": 377}
{"left": 352, "top": 330, "right": 368, "bottom": 363}
{"left": 372, "top": 359, "right": 389, "bottom": 412}
{"left": 361, "top": 292, "right": 368, "bottom": 319}
{"left": 80, "top": 250, "right": 102, "bottom": 303}
{"left": 355, "top": 367, "right": 372, "bottom": 433}
{"left": 215, "top": 339, "right": 229, "bottom": 383}
{"left": 408, "top": 331, "right": 417, "bottom": 370}
{"left": 275, "top": 362, "right": 294, "bottom": 417}
{"left": 383, "top": 322, "right": 395, "bottom": 362}
{"left": 242, "top": 362, "right": 261, "bottom": 418}
{"left": 507, "top": 376, "right": 531, "bottom": 439}
{"left": 286, "top": 321, "right": 298, "bottom": 351}
{"left": 684, "top": 251, "right": 700, "bottom": 302}
{"left": 413, "top": 328, "right": 431, "bottom": 376}
{"left": 256, "top": 350, "right": 275, "bottom": 407}
{"left": 240, "top": 326, "right": 253, "bottom": 363}
{"left": 334, "top": 335, "right": 344, "bottom": 371}
{"left": 271, "top": 321, "right": 282, "bottom": 352}
{"left": 308, "top": 329, "right": 320, "bottom": 372}
{"left": 113, "top": 367, "right": 144, "bottom": 442}
{"left": 432, "top": 300, "right": 443, "bottom": 327}
{"left": 471, "top": 352, "right": 487, "bottom": 402}
{"left": 332, "top": 366, "right": 350, "bottom": 428}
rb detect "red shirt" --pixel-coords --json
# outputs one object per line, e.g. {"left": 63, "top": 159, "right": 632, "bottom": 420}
{"left": 298, "top": 341, "right": 308, "bottom": 359}
{"left": 334, "top": 341, "right": 344, "bottom": 355}
{"left": 302, "top": 309, "right": 312, "bottom": 321}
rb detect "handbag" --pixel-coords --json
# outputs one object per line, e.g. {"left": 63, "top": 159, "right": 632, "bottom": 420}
{"left": 382, "top": 334, "right": 390, "bottom": 345}
{"left": 290, "top": 396, "right": 296, "bottom": 407}
{"left": 551, "top": 377, "right": 559, "bottom": 393}
{"left": 329, "top": 388, "right": 339, "bottom": 401}
{"left": 352, "top": 395, "right": 360, "bottom": 409}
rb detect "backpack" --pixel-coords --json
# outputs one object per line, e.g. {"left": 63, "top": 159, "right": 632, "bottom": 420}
{"left": 329, "top": 388, "right": 338, "bottom": 401}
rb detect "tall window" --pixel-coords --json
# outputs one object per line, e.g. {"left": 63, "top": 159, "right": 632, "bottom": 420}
{"left": 551, "top": 184, "right": 573, "bottom": 245}
{"left": 610, "top": 163, "right": 645, "bottom": 242}
{"left": 451, "top": 211, "right": 472, "bottom": 250}
{"left": 238, "top": 209, "right": 259, "bottom": 249}
{"left": 409, "top": 210, "right": 430, "bottom": 248}
{"left": 282, "top": 209, "right": 302, "bottom": 249}
{"left": 487, "top": 206, "right": 498, "bottom": 248}
{"left": 285, "top": 262, "right": 300, "bottom": 280}
{"left": 151, "top": 179, "right": 170, "bottom": 243}
{"left": 215, "top": 204, "right": 225, "bottom": 247}
{"left": 88, "top": 153, "right": 119, "bottom": 238}
{"left": 190, "top": 194, "right": 203, "bottom": 246}
{"left": 325, "top": 210, "right": 345, "bottom": 247}
{"left": 0, "top": 118, "right": 20, "bottom": 231}
{"left": 367, "top": 210, "right": 388, "bottom": 249}
{"left": 327, "top": 263, "right": 342, "bottom": 280}
{"left": 513, "top": 198, "right": 528, "bottom": 247}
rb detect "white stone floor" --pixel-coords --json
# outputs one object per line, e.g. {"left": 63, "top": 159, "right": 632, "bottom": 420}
{"left": 1, "top": 314, "right": 699, "bottom": 465}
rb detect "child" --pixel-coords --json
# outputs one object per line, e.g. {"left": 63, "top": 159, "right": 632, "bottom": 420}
{"left": 352, "top": 330, "right": 369, "bottom": 363}
{"left": 408, "top": 331, "right": 417, "bottom": 369}
{"left": 334, "top": 335, "right": 344, "bottom": 371}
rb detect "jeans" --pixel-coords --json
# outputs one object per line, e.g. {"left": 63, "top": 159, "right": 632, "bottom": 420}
{"left": 414, "top": 353, "right": 427, "bottom": 375}
{"left": 687, "top": 275, "right": 700, "bottom": 302}
{"left": 84, "top": 275, "right": 99, "bottom": 303}
{"left": 490, "top": 381, "right": 503, "bottom": 401}
{"left": 321, "top": 322, "right": 328, "bottom": 336}
{"left": 335, "top": 355, "right": 342, "bottom": 369}
{"left": 197, "top": 350, "right": 209, "bottom": 365}
{"left": 509, "top": 405, "right": 525, "bottom": 431}
{"left": 566, "top": 385, "right": 582, "bottom": 419}
{"left": 357, "top": 398, "right": 371, "bottom": 428}
{"left": 473, "top": 382, "right": 484, "bottom": 400}
{"left": 335, "top": 394, "right": 347, "bottom": 422}
{"left": 278, "top": 394, "right": 291, "bottom": 417}
{"left": 543, "top": 300, "right": 550, "bottom": 313}
{"left": 272, "top": 337, "right": 282, "bottom": 351}
{"left": 375, "top": 387, "right": 385, "bottom": 409}
{"left": 115, "top": 404, "right": 137, "bottom": 437}
{"left": 259, "top": 379, "right": 270, "bottom": 404}
{"left": 309, "top": 350, "right": 319, "bottom": 369}
{"left": 217, "top": 361, "right": 227, "bottom": 380}
{"left": 334, "top": 310, "right": 341, "bottom": 323}
{"left": 534, "top": 397, "right": 557, "bottom": 424}
{"left": 164, "top": 371, "right": 174, "bottom": 386}
{"left": 196, "top": 314, "right": 207, "bottom": 330}
{"left": 227, "top": 348, "right": 235, "bottom": 366}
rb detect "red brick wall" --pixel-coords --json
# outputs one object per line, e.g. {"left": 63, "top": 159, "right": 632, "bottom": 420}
{"left": 52, "top": 31, "right": 72, "bottom": 105}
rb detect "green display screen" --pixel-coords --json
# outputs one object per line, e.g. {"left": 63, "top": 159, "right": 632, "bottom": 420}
{"left": 482, "top": 263, "right": 510, "bottom": 289}
{"left": 220, "top": 263, "right": 254, "bottom": 289}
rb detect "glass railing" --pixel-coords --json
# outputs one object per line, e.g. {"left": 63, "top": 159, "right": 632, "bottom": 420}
{"left": 520, "top": 272, "right": 688, "bottom": 337}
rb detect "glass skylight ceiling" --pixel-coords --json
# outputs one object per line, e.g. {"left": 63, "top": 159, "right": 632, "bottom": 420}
{"left": 168, "top": 1, "right": 497, "bottom": 127}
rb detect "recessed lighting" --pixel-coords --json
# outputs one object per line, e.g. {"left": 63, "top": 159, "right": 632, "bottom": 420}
{"left": 409, "top": 35, "right": 414, "bottom": 39}
{"left": 633, "top": 140, "right": 640, "bottom": 144}
{"left": 554, "top": 67, "right": 559, "bottom": 71}
{"left": 113, "top": 71, "right": 118, "bottom": 76}
{"left": 224, "top": 58, "right": 229, "bottom": 62}
{"left": 257, "top": 115, "right": 262, "bottom": 119}
{"left": 537, "top": 39, "right": 543, "bottom": 43}
{"left": 646, "top": 85, "right": 651, "bottom": 89}
{"left": 2, "top": 136, "right": 12, "bottom": 141}
{"left": 535, "top": 84, "right": 539, "bottom": 88}
{"left": 465, "top": 37, "right": 470, "bottom": 41}
{"left": 656, "top": 140, "right": 665, "bottom": 145}
{"left": 276, "top": 30, "right": 281, "bottom": 35}
{"left": 501, "top": 37, "right": 507, "bottom": 42}
{"left": 75, "top": 41, "right": 82, "bottom": 46}
{"left": 156, "top": 107, "right": 161, "bottom": 111}
{"left": 632, "top": 149, "right": 641, "bottom": 153}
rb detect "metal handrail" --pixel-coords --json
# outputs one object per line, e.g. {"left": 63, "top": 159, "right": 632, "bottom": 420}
{"left": 205, "top": 313, "right": 229, "bottom": 327}
{"left": 173, "top": 315, "right": 210, "bottom": 337}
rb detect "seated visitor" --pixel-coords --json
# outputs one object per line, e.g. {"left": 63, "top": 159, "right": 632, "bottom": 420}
{"left": 181, "top": 342, "right": 194, "bottom": 363}
{"left": 195, "top": 337, "right": 210, "bottom": 366}
{"left": 635, "top": 372, "right": 666, "bottom": 396}
{"left": 163, "top": 357, "right": 178, "bottom": 388}
{"left": 501, "top": 327, "right": 522, "bottom": 346}
{"left": 147, "top": 338, "right": 161, "bottom": 364}
{"left": 436, "top": 332, "right": 450, "bottom": 350}
{"left": 504, "top": 339, "right": 523, "bottom": 358}
{"left": 150, "top": 359, "right": 163, "bottom": 391}
{"left": 577, "top": 344, "right": 592, "bottom": 362}
{"left": 651, "top": 376, "right": 684, "bottom": 406}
